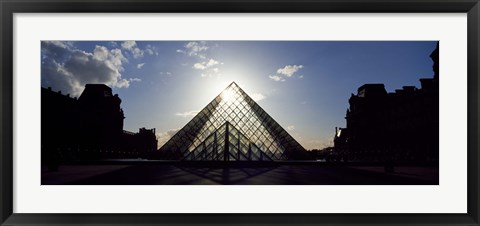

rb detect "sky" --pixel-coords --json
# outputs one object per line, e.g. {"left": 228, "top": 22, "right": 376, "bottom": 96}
{"left": 41, "top": 41, "right": 437, "bottom": 150}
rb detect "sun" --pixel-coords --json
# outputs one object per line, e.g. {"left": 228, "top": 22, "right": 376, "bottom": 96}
{"left": 221, "top": 88, "right": 235, "bottom": 103}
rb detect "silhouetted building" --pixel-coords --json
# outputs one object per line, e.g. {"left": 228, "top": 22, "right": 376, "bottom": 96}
{"left": 41, "top": 87, "right": 79, "bottom": 167}
{"left": 334, "top": 42, "right": 439, "bottom": 163}
{"left": 77, "top": 84, "right": 125, "bottom": 158}
{"left": 41, "top": 84, "right": 157, "bottom": 163}
{"left": 123, "top": 127, "right": 158, "bottom": 158}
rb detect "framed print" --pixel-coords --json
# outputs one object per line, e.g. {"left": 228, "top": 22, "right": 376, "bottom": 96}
{"left": 1, "top": 0, "right": 479, "bottom": 225}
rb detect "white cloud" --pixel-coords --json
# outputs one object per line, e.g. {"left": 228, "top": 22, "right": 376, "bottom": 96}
{"left": 299, "top": 75, "right": 304, "bottom": 79}
{"left": 177, "top": 41, "right": 223, "bottom": 78}
{"left": 109, "top": 49, "right": 127, "bottom": 67}
{"left": 206, "top": 59, "right": 220, "bottom": 67}
{"left": 192, "top": 59, "right": 222, "bottom": 70}
{"left": 41, "top": 41, "right": 130, "bottom": 97}
{"left": 145, "top": 44, "right": 159, "bottom": 56}
{"left": 131, "top": 48, "right": 144, "bottom": 59}
{"left": 115, "top": 79, "right": 130, "bottom": 88}
{"left": 185, "top": 41, "right": 209, "bottom": 56}
{"left": 121, "top": 40, "right": 144, "bottom": 59}
{"left": 277, "top": 65, "right": 304, "bottom": 77}
{"left": 269, "top": 64, "right": 304, "bottom": 82}
{"left": 250, "top": 93, "right": 266, "bottom": 102}
{"left": 93, "top": 45, "right": 109, "bottom": 61}
{"left": 287, "top": 125, "right": 295, "bottom": 131}
{"left": 145, "top": 49, "right": 154, "bottom": 55}
{"left": 160, "top": 72, "right": 172, "bottom": 75}
{"left": 129, "top": 78, "right": 142, "bottom": 82}
{"left": 45, "top": 41, "right": 74, "bottom": 49}
{"left": 137, "top": 63, "right": 145, "bottom": 69}
{"left": 193, "top": 59, "right": 223, "bottom": 78}
{"left": 175, "top": 110, "right": 200, "bottom": 118}
{"left": 157, "top": 128, "right": 180, "bottom": 148}
{"left": 193, "top": 62, "right": 207, "bottom": 70}
{"left": 177, "top": 41, "right": 210, "bottom": 58}
{"left": 269, "top": 75, "right": 285, "bottom": 82}
{"left": 121, "top": 40, "right": 136, "bottom": 50}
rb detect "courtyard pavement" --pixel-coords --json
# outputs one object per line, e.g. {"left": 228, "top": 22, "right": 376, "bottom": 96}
{"left": 42, "top": 164, "right": 438, "bottom": 185}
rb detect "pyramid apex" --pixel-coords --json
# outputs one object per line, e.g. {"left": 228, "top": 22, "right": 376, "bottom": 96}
{"left": 224, "top": 81, "right": 240, "bottom": 90}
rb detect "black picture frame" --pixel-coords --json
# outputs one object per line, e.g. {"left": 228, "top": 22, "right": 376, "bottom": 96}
{"left": 1, "top": 0, "right": 479, "bottom": 225}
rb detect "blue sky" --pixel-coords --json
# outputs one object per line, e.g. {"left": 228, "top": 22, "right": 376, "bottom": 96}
{"left": 41, "top": 41, "right": 437, "bottom": 150}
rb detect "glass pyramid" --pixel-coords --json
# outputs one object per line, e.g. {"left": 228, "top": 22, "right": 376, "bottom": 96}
{"left": 159, "top": 82, "right": 306, "bottom": 161}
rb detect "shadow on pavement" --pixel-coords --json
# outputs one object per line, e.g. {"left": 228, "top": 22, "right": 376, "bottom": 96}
{"left": 51, "top": 164, "right": 438, "bottom": 185}
{"left": 177, "top": 166, "right": 277, "bottom": 184}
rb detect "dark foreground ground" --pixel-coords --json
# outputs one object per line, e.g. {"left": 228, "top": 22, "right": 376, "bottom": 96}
{"left": 42, "top": 161, "right": 438, "bottom": 185}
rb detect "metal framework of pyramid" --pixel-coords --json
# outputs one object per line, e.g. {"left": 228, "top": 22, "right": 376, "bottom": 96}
{"left": 158, "top": 82, "right": 306, "bottom": 161}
